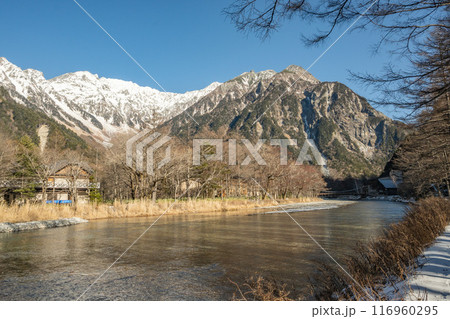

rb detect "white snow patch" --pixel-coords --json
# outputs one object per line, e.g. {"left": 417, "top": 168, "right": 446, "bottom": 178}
{"left": 404, "top": 225, "right": 450, "bottom": 301}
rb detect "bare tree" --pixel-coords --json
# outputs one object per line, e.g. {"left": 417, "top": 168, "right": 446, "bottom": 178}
{"left": 58, "top": 152, "right": 91, "bottom": 206}
{"left": 225, "top": 1, "right": 449, "bottom": 46}
{"left": 225, "top": 1, "right": 449, "bottom": 113}
{"left": 388, "top": 27, "right": 450, "bottom": 197}
{"left": 29, "top": 148, "right": 62, "bottom": 204}
{"left": 352, "top": 26, "right": 450, "bottom": 116}
{"left": 395, "top": 99, "right": 450, "bottom": 196}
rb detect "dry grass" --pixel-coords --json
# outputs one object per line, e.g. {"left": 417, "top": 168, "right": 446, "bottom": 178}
{"left": 310, "top": 197, "right": 450, "bottom": 300}
{"left": 230, "top": 276, "right": 295, "bottom": 301}
{"left": 0, "top": 197, "right": 321, "bottom": 223}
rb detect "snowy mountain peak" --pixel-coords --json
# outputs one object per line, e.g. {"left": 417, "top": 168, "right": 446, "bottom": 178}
{"left": 0, "top": 58, "right": 321, "bottom": 147}
{"left": 0, "top": 57, "right": 13, "bottom": 66}
{"left": 0, "top": 58, "right": 222, "bottom": 144}
{"left": 235, "top": 69, "right": 276, "bottom": 81}
{"left": 51, "top": 71, "right": 100, "bottom": 82}
{"left": 282, "top": 65, "right": 319, "bottom": 83}
{"left": 0, "top": 58, "right": 45, "bottom": 82}
{"left": 23, "top": 69, "right": 46, "bottom": 82}
{"left": 257, "top": 69, "right": 277, "bottom": 79}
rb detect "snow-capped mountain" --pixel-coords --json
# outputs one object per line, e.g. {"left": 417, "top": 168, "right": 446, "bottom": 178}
{"left": 0, "top": 57, "right": 403, "bottom": 177}
{"left": 0, "top": 57, "right": 220, "bottom": 144}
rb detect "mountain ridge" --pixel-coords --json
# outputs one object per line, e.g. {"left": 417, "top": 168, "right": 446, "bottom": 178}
{"left": 0, "top": 87, "right": 93, "bottom": 154}
{"left": 0, "top": 58, "right": 403, "bottom": 177}
{"left": 0, "top": 57, "right": 221, "bottom": 145}
{"left": 162, "top": 67, "right": 403, "bottom": 177}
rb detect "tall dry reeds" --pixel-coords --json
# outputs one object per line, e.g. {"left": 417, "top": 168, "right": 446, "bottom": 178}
{"left": 231, "top": 276, "right": 295, "bottom": 301}
{"left": 0, "top": 197, "right": 320, "bottom": 223}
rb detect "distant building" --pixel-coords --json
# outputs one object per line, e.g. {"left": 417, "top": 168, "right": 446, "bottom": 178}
{"left": 42, "top": 161, "right": 99, "bottom": 203}
{"left": 378, "top": 170, "right": 403, "bottom": 195}
{"left": 1, "top": 161, "right": 99, "bottom": 204}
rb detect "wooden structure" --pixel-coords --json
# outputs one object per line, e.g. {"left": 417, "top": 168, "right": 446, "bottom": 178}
{"left": 1, "top": 161, "right": 99, "bottom": 204}
{"left": 378, "top": 170, "right": 403, "bottom": 195}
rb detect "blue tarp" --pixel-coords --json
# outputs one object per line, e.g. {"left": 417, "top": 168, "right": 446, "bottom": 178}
{"left": 46, "top": 200, "right": 72, "bottom": 204}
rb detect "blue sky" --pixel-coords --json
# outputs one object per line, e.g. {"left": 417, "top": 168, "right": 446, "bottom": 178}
{"left": 0, "top": 0, "right": 407, "bottom": 118}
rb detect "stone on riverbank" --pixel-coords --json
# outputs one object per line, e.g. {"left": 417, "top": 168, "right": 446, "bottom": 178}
{"left": 0, "top": 217, "right": 88, "bottom": 233}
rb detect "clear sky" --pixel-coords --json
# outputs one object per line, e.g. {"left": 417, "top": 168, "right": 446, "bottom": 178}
{"left": 0, "top": 0, "right": 407, "bottom": 118}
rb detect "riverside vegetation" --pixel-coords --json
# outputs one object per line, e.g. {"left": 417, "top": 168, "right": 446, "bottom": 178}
{"left": 233, "top": 197, "right": 450, "bottom": 301}
{"left": 0, "top": 197, "right": 321, "bottom": 223}
{"left": 312, "top": 197, "right": 450, "bottom": 300}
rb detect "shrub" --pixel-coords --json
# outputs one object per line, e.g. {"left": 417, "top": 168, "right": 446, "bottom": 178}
{"left": 231, "top": 276, "right": 294, "bottom": 301}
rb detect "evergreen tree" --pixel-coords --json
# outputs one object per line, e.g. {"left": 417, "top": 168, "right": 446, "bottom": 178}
{"left": 13, "top": 135, "right": 39, "bottom": 199}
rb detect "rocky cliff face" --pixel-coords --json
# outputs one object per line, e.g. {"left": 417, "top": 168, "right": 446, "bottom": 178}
{"left": 166, "top": 66, "right": 403, "bottom": 177}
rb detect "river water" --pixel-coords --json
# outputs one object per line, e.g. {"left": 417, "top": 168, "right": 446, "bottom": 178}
{"left": 0, "top": 200, "right": 406, "bottom": 300}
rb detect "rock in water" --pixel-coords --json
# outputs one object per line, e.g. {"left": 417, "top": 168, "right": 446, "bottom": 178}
{"left": 0, "top": 217, "right": 88, "bottom": 233}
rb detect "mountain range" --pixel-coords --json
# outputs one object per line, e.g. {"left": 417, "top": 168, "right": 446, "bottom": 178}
{"left": 0, "top": 58, "right": 403, "bottom": 177}
{"left": 163, "top": 65, "right": 403, "bottom": 177}
{"left": 0, "top": 57, "right": 219, "bottom": 145}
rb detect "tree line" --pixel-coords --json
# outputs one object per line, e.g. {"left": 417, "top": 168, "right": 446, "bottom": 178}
{"left": 100, "top": 136, "right": 327, "bottom": 202}
{"left": 0, "top": 131, "right": 327, "bottom": 204}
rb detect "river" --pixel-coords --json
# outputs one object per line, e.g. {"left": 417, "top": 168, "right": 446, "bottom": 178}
{"left": 0, "top": 200, "right": 406, "bottom": 300}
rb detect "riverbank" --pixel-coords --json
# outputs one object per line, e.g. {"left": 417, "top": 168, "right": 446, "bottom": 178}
{"left": 402, "top": 224, "right": 450, "bottom": 300}
{"left": 0, "top": 217, "right": 88, "bottom": 233}
{"left": 308, "top": 197, "right": 450, "bottom": 301}
{"left": 0, "top": 197, "right": 329, "bottom": 223}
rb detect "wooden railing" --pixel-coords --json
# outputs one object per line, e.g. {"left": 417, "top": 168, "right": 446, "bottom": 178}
{"left": 0, "top": 179, "right": 100, "bottom": 189}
